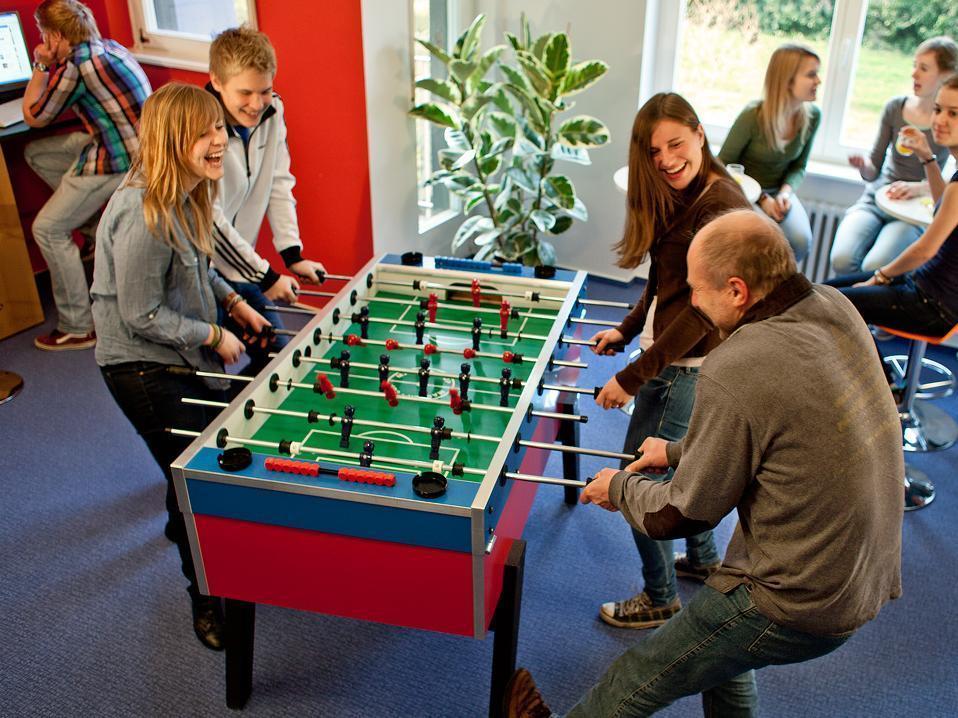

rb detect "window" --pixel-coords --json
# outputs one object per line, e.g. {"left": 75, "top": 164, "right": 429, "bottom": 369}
{"left": 670, "top": 0, "right": 956, "bottom": 163}
{"left": 127, "top": 0, "right": 256, "bottom": 71}
{"left": 413, "top": 0, "right": 461, "bottom": 232}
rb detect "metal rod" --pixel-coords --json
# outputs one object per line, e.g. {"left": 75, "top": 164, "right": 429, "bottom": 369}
{"left": 541, "top": 383, "right": 597, "bottom": 396}
{"left": 568, "top": 317, "right": 619, "bottom": 328}
{"left": 373, "top": 277, "right": 567, "bottom": 303}
{"left": 315, "top": 331, "right": 514, "bottom": 363}
{"left": 193, "top": 371, "right": 255, "bottom": 382}
{"left": 530, "top": 409, "right": 588, "bottom": 423}
{"left": 357, "top": 293, "right": 556, "bottom": 321}
{"left": 170, "top": 428, "right": 486, "bottom": 477}
{"left": 182, "top": 398, "right": 501, "bottom": 444}
{"left": 342, "top": 313, "right": 551, "bottom": 343}
{"left": 307, "top": 272, "right": 353, "bottom": 282}
{"left": 265, "top": 305, "right": 318, "bottom": 315}
{"left": 296, "top": 289, "right": 339, "bottom": 299}
{"left": 550, "top": 358, "right": 588, "bottom": 369}
{"left": 506, "top": 471, "right": 588, "bottom": 489}
{"left": 301, "top": 355, "right": 508, "bottom": 387}
{"left": 577, "top": 298, "right": 634, "bottom": 309}
{"left": 519, "top": 439, "right": 634, "bottom": 461}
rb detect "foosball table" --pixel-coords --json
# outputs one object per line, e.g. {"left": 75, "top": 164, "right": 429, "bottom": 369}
{"left": 171, "top": 253, "right": 636, "bottom": 714}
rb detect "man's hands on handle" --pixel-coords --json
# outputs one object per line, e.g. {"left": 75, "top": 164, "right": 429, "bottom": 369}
{"left": 288, "top": 258, "right": 327, "bottom": 284}
{"left": 580, "top": 437, "right": 670, "bottom": 511}
{"left": 590, "top": 328, "right": 625, "bottom": 356}
{"left": 264, "top": 274, "right": 299, "bottom": 303}
{"left": 230, "top": 301, "right": 272, "bottom": 349}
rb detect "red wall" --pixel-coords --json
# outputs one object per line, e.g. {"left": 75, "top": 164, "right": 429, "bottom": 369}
{"left": 12, "top": 0, "right": 373, "bottom": 276}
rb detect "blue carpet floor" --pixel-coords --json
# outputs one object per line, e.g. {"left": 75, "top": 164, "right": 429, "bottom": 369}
{"left": 1, "top": 274, "right": 956, "bottom": 717}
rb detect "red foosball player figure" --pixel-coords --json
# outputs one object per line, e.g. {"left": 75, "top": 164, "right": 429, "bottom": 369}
{"left": 499, "top": 300, "right": 511, "bottom": 338}
{"left": 427, "top": 293, "right": 438, "bottom": 323}
{"left": 471, "top": 278, "right": 481, "bottom": 307}
{"left": 381, "top": 380, "right": 399, "bottom": 407}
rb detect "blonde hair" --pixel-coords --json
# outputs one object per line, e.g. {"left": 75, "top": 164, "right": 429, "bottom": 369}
{"left": 34, "top": 0, "right": 100, "bottom": 44}
{"left": 209, "top": 26, "right": 277, "bottom": 82}
{"left": 127, "top": 83, "right": 223, "bottom": 254}
{"left": 757, "top": 43, "right": 819, "bottom": 152}
{"left": 614, "top": 93, "right": 729, "bottom": 268}
{"left": 916, "top": 36, "right": 958, "bottom": 74}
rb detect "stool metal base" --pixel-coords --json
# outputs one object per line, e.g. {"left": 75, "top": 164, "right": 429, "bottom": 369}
{"left": 904, "top": 465, "right": 935, "bottom": 511}
{"left": 0, "top": 371, "right": 24, "bottom": 405}
{"left": 901, "top": 400, "right": 958, "bottom": 452}
{"left": 884, "top": 354, "right": 955, "bottom": 400}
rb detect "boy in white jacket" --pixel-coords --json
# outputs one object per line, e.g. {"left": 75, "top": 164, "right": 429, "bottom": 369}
{"left": 207, "top": 26, "right": 326, "bottom": 371}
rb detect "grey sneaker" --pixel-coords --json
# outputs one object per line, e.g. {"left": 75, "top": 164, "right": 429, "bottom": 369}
{"left": 674, "top": 553, "right": 721, "bottom": 582}
{"left": 599, "top": 591, "right": 680, "bottom": 629}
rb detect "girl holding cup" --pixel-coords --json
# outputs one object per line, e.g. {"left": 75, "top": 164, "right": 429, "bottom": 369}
{"left": 719, "top": 43, "right": 821, "bottom": 262}
{"left": 830, "top": 37, "right": 957, "bottom": 275}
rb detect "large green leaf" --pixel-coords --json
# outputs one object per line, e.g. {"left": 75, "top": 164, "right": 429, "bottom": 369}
{"left": 452, "top": 215, "right": 493, "bottom": 251}
{"left": 455, "top": 14, "right": 486, "bottom": 61}
{"left": 474, "top": 227, "right": 503, "bottom": 246}
{"left": 515, "top": 51, "right": 552, "bottom": 97}
{"left": 551, "top": 143, "right": 592, "bottom": 165}
{"left": 479, "top": 154, "right": 502, "bottom": 176}
{"left": 487, "top": 112, "right": 518, "bottom": 140}
{"left": 467, "top": 45, "right": 507, "bottom": 89}
{"left": 493, "top": 181, "right": 513, "bottom": 211}
{"left": 488, "top": 86, "right": 514, "bottom": 114}
{"left": 506, "top": 167, "right": 537, "bottom": 194}
{"left": 536, "top": 240, "right": 557, "bottom": 266}
{"left": 565, "top": 196, "right": 588, "bottom": 221}
{"left": 504, "top": 31, "right": 522, "bottom": 51}
{"left": 543, "top": 34, "right": 570, "bottom": 77}
{"left": 503, "top": 84, "right": 546, "bottom": 132}
{"left": 531, "top": 33, "right": 552, "bottom": 61}
{"left": 486, "top": 136, "right": 513, "bottom": 157}
{"left": 530, "top": 210, "right": 556, "bottom": 232}
{"left": 499, "top": 65, "right": 533, "bottom": 95}
{"left": 450, "top": 59, "right": 477, "bottom": 83}
{"left": 549, "top": 215, "right": 574, "bottom": 234}
{"left": 415, "top": 78, "right": 461, "bottom": 105}
{"left": 449, "top": 148, "right": 477, "bottom": 170}
{"left": 474, "top": 243, "right": 498, "bottom": 262}
{"left": 461, "top": 95, "right": 495, "bottom": 121}
{"left": 557, "top": 116, "right": 611, "bottom": 147}
{"left": 520, "top": 13, "right": 532, "bottom": 49}
{"left": 444, "top": 128, "right": 472, "bottom": 152}
{"left": 464, "top": 190, "right": 487, "bottom": 213}
{"left": 409, "top": 103, "right": 459, "bottom": 128}
{"left": 521, "top": 120, "right": 546, "bottom": 150}
{"left": 417, "top": 39, "right": 451, "bottom": 65}
{"left": 557, "top": 60, "right": 608, "bottom": 96}
{"left": 544, "top": 175, "right": 575, "bottom": 209}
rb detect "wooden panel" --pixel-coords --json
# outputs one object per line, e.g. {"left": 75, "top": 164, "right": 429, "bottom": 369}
{"left": 0, "top": 147, "right": 43, "bottom": 339}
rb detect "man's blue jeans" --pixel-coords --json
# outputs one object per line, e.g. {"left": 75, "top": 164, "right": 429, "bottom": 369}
{"left": 565, "top": 584, "right": 852, "bottom": 717}
{"left": 620, "top": 366, "right": 719, "bottom": 605}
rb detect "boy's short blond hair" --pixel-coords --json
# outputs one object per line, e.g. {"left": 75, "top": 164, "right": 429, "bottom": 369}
{"left": 35, "top": 0, "right": 100, "bottom": 44}
{"left": 209, "top": 26, "right": 277, "bottom": 81}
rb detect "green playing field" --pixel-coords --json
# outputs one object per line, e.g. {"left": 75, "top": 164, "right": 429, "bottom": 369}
{"left": 249, "top": 292, "right": 561, "bottom": 481}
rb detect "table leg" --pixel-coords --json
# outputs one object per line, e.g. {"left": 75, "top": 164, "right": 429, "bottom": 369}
{"left": 225, "top": 598, "right": 256, "bottom": 710}
{"left": 558, "top": 399, "right": 580, "bottom": 504}
{"left": 488, "top": 539, "right": 526, "bottom": 718}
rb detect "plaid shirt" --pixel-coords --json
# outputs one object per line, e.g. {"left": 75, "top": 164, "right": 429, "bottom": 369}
{"left": 30, "top": 39, "right": 151, "bottom": 176}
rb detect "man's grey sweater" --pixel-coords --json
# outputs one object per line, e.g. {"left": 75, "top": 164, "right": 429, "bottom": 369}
{"left": 610, "top": 275, "right": 903, "bottom": 635}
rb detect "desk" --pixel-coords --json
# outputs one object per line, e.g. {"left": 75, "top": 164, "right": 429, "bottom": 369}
{"left": 876, "top": 185, "right": 933, "bottom": 228}
{"left": 0, "top": 120, "right": 45, "bottom": 339}
{"left": 613, "top": 164, "right": 761, "bottom": 203}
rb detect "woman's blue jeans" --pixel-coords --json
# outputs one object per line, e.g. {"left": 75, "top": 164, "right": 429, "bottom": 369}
{"left": 564, "top": 584, "right": 852, "bottom": 717}
{"left": 620, "top": 366, "right": 719, "bottom": 605}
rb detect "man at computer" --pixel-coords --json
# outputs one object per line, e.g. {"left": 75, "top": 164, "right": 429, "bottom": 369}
{"left": 21, "top": 0, "right": 150, "bottom": 351}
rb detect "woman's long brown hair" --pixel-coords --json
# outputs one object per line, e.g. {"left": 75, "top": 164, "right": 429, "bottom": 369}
{"left": 614, "top": 93, "right": 726, "bottom": 268}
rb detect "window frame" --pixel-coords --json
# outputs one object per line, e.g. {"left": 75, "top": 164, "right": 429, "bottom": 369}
{"left": 656, "top": 0, "right": 877, "bottom": 166}
{"left": 126, "top": 0, "right": 258, "bottom": 72}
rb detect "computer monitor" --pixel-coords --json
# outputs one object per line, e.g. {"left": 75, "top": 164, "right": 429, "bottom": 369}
{"left": 0, "top": 11, "right": 32, "bottom": 97}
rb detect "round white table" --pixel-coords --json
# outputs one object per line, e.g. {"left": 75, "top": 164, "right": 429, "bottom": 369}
{"left": 876, "top": 185, "right": 933, "bottom": 228}
{"left": 613, "top": 165, "right": 761, "bottom": 204}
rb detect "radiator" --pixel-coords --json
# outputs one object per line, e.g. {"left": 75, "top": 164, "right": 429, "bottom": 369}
{"left": 801, "top": 199, "right": 847, "bottom": 282}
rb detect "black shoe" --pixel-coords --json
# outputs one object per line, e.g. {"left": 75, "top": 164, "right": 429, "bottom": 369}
{"left": 192, "top": 596, "right": 225, "bottom": 651}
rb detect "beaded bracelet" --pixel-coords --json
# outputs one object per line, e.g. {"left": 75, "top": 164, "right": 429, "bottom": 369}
{"left": 225, "top": 293, "right": 245, "bottom": 315}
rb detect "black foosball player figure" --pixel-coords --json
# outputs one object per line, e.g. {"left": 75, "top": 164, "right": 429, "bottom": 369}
{"left": 429, "top": 416, "right": 446, "bottom": 460}
{"left": 499, "top": 367, "right": 512, "bottom": 407}
{"left": 359, "top": 439, "right": 375, "bottom": 467}
{"left": 331, "top": 349, "right": 351, "bottom": 387}
{"left": 339, "top": 404, "right": 355, "bottom": 448}
{"left": 471, "top": 317, "right": 482, "bottom": 351}
{"left": 418, "top": 358, "right": 431, "bottom": 397}
{"left": 415, "top": 311, "right": 427, "bottom": 344}
{"left": 458, "top": 362, "right": 472, "bottom": 401}
{"left": 378, "top": 353, "right": 391, "bottom": 383}
{"left": 358, "top": 306, "right": 370, "bottom": 338}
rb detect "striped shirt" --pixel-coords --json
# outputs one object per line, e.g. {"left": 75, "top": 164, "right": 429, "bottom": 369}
{"left": 29, "top": 39, "right": 151, "bottom": 176}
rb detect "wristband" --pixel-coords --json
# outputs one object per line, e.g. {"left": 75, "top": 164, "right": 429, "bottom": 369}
{"left": 224, "top": 293, "right": 244, "bottom": 315}
{"left": 32, "top": 61, "right": 49, "bottom": 73}
{"left": 921, "top": 156, "right": 936, "bottom": 165}
{"left": 209, "top": 323, "right": 223, "bottom": 349}
{"left": 873, "top": 269, "right": 892, "bottom": 286}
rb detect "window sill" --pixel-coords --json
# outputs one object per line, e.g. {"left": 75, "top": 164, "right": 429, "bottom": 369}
{"left": 131, "top": 49, "right": 209, "bottom": 74}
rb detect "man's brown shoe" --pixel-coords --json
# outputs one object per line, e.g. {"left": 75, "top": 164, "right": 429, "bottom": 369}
{"left": 599, "top": 590, "right": 681, "bottom": 629}
{"left": 504, "top": 668, "right": 552, "bottom": 718}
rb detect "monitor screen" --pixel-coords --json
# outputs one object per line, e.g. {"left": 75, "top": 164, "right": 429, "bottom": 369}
{"left": 0, "top": 11, "right": 32, "bottom": 94}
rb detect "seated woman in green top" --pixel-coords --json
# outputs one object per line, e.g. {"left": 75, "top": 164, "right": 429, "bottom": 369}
{"left": 719, "top": 43, "right": 822, "bottom": 262}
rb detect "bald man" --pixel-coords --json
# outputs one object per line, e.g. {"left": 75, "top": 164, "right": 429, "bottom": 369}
{"left": 505, "top": 210, "right": 904, "bottom": 717}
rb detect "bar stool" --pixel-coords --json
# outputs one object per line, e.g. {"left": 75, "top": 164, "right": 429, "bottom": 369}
{"left": 879, "top": 324, "right": 958, "bottom": 453}
{"left": 883, "top": 351, "right": 955, "bottom": 401}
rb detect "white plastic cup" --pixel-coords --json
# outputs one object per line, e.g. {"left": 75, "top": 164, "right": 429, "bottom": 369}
{"left": 727, "top": 163, "right": 745, "bottom": 176}
{"left": 896, "top": 130, "right": 914, "bottom": 157}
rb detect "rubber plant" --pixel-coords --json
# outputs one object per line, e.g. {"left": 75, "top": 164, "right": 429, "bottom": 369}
{"left": 410, "top": 13, "right": 610, "bottom": 266}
